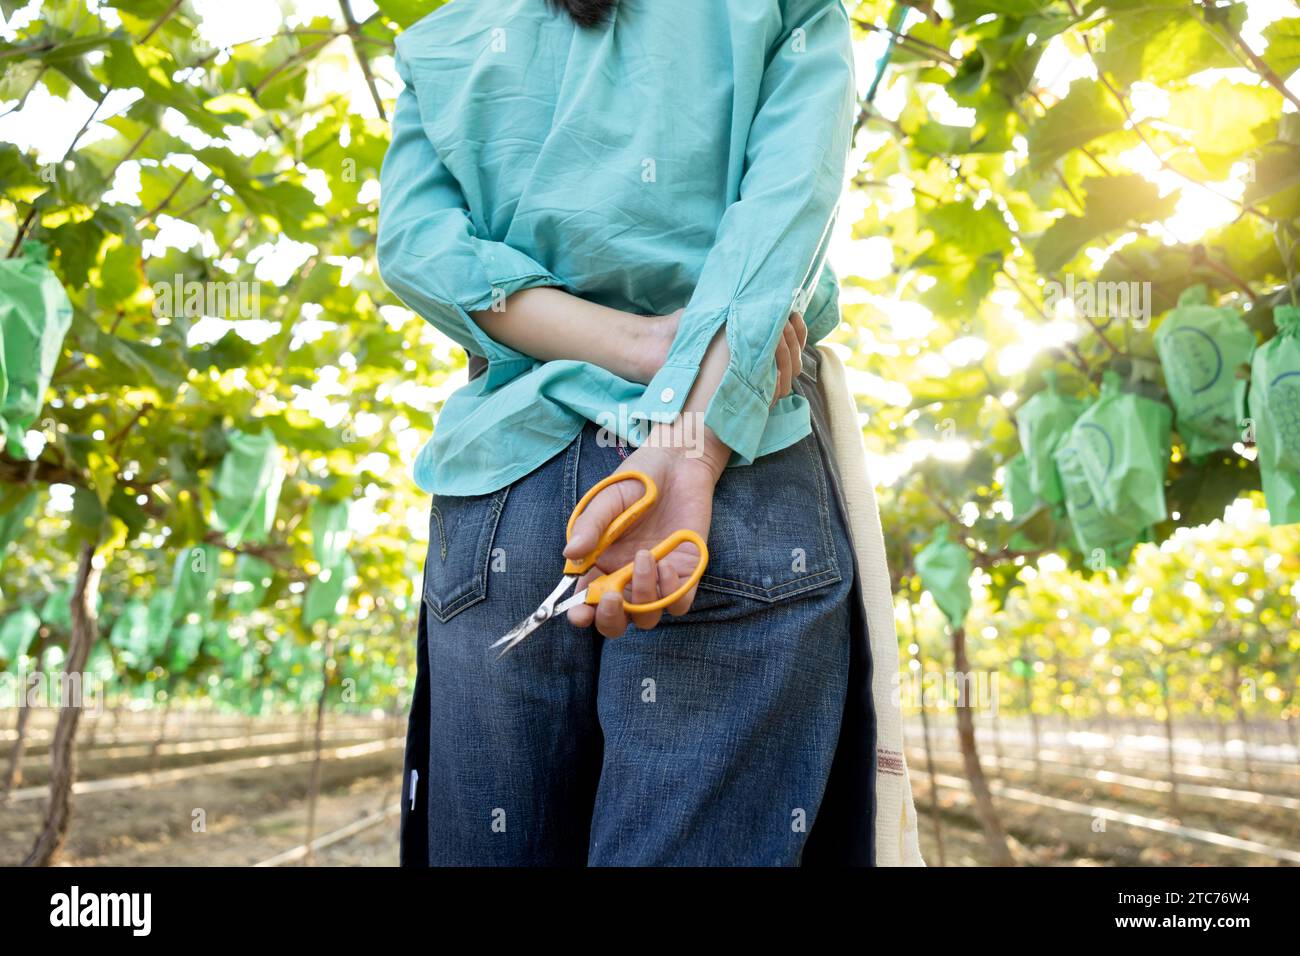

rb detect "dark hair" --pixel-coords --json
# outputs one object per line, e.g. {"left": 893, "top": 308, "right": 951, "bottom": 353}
{"left": 548, "top": 0, "right": 617, "bottom": 28}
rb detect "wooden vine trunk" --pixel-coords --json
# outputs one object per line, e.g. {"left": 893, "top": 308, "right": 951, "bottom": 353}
{"left": 23, "top": 542, "right": 101, "bottom": 867}
{"left": 952, "top": 626, "right": 1014, "bottom": 866}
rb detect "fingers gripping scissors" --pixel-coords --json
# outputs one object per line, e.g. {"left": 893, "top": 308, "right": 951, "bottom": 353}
{"left": 490, "top": 470, "right": 709, "bottom": 657}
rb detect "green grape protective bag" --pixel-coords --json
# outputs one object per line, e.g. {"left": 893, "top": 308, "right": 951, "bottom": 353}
{"left": 86, "top": 640, "right": 115, "bottom": 683}
{"left": 913, "top": 524, "right": 973, "bottom": 628}
{"left": 108, "top": 598, "right": 151, "bottom": 666}
{"left": 1054, "top": 371, "right": 1171, "bottom": 551}
{"left": 170, "top": 543, "right": 218, "bottom": 623}
{"left": 0, "top": 242, "right": 73, "bottom": 457}
{"left": 0, "top": 322, "right": 7, "bottom": 431}
{"left": 39, "top": 585, "right": 73, "bottom": 633}
{"left": 1075, "top": 371, "right": 1173, "bottom": 532}
{"left": 0, "top": 606, "right": 40, "bottom": 662}
{"left": 168, "top": 619, "right": 204, "bottom": 671}
{"left": 1154, "top": 285, "right": 1255, "bottom": 459}
{"left": 212, "top": 429, "right": 284, "bottom": 546}
{"left": 1249, "top": 305, "right": 1300, "bottom": 525}
{"left": 1016, "top": 371, "right": 1086, "bottom": 505}
{"left": 0, "top": 487, "right": 39, "bottom": 554}
{"left": 202, "top": 620, "right": 227, "bottom": 662}
{"left": 311, "top": 498, "right": 352, "bottom": 570}
{"left": 230, "top": 554, "right": 274, "bottom": 614}
{"left": 224, "top": 648, "right": 256, "bottom": 682}
{"left": 1003, "top": 453, "right": 1038, "bottom": 551}
{"left": 146, "top": 588, "right": 174, "bottom": 658}
{"left": 303, "top": 552, "right": 357, "bottom": 627}
{"left": 1054, "top": 434, "right": 1140, "bottom": 563}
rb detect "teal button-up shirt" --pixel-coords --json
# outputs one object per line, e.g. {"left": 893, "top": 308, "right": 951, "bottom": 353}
{"left": 378, "top": 0, "right": 855, "bottom": 496}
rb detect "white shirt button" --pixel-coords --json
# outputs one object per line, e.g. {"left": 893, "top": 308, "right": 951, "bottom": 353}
{"left": 660, "top": 387, "right": 675, "bottom": 403}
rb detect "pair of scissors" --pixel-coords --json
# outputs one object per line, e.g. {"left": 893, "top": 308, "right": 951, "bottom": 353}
{"left": 489, "top": 470, "right": 708, "bottom": 657}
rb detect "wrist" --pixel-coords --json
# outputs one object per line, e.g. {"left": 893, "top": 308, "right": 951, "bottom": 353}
{"left": 624, "top": 309, "right": 680, "bottom": 384}
{"left": 645, "top": 417, "right": 730, "bottom": 483}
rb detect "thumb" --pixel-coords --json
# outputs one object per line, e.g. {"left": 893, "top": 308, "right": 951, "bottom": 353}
{"left": 562, "top": 483, "right": 628, "bottom": 560}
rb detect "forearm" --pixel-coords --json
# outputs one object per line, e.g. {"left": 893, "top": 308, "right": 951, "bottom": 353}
{"left": 470, "top": 287, "right": 674, "bottom": 385}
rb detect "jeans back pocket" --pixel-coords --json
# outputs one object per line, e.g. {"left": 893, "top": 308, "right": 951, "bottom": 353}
{"left": 422, "top": 487, "right": 510, "bottom": 623}
{"left": 694, "top": 433, "right": 843, "bottom": 609}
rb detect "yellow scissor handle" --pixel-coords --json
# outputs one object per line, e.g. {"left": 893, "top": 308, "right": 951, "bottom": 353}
{"left": 563, "top": 470, "right": 658, "bottom": 575}
{"left": 583, "top": 529, "right": 709, "bottom": 613}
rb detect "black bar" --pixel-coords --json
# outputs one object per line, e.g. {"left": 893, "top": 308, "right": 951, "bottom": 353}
{"left": 0, "top": 865, "right": 1283, "bottom": 940}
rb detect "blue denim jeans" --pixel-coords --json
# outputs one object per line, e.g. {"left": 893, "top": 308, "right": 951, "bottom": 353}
{"left": 400, "top": 416, "right": 865, "bottom": 865}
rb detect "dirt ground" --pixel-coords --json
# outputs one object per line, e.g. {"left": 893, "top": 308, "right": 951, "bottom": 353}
{"left": 2, "top": 713, "right": 403, "bottom": 867}
{"left": 3, "top": 712, "right": 1296, "bottom": 867}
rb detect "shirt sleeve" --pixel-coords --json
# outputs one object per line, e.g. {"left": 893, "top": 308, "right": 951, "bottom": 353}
{"left": 377, "top": 52, "right": 562, "bottom": 390}
{"left": 805, "top": 259, "right": 843, "bottom": 345}
{"left": 629, "top": 0, "right": 855, "bottom": 460}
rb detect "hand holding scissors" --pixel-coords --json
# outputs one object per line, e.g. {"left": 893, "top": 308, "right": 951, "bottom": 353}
{"left": 490, "top": 470, "right": 709, "bottom": 657}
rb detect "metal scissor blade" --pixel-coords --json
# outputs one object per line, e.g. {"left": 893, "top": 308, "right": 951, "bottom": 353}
{"left": 489, "top": 575, "right": 578, "bottom": 656}
{"left": 552, "top": 588, "right": 591, "bottom": 616}
{"left": 488, "top": 616, "right": 539, "bottom": 652}
{"left": 491, "top": 631, "right": 533, "bottom": 657}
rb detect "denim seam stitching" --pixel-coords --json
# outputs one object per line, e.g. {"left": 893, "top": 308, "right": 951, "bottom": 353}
{"left": 808, "top": 433, "right": 839, "bottom": 579}
{"left": 470, "top": 486, "right": 509, "bottom": 599}
{"left": 698, "top": 567, "right": 841, "bottom": 602}
{"left": 563, "top": 427, "right": 581, "bottom": 515}
{"left": 429, "top": 505, "right": 447, "bottom": 561}
{"left": 424, "top": 486, "right": 510, "bottom": 622}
